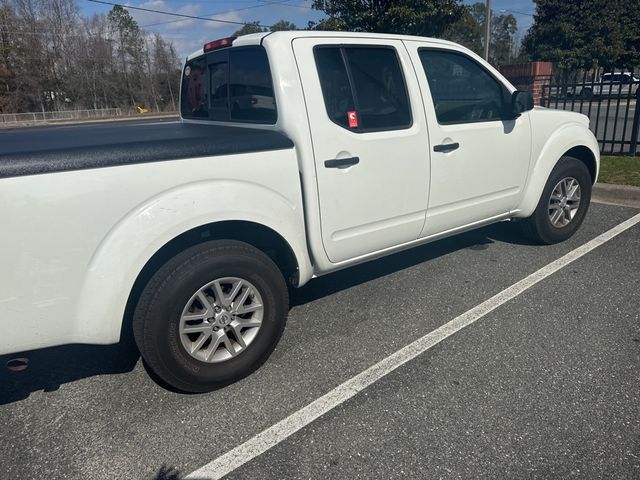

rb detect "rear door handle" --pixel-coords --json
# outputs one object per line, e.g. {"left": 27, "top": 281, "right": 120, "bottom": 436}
{"left": 433, "top": 142, "right": 459, "bottom": 153}
{"left": 324, "top": 157, "right": 360, "bottom": 168}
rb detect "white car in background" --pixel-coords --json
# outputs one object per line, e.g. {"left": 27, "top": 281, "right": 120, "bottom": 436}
{"left": 574, "top": 72, "right": 640, "bottom": 98}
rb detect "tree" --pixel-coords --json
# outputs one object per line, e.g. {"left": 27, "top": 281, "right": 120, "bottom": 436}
{"left": 522, "top": 0, "right": 638, "bottom": 70}
{"left": 108, "top": 5, "right": 145, "bottom": 107}
{"left": 0, "top": 1, "right": 17, "bottom": 112}
{"left": 232, "top": 21, "right": 267, "bottom": 37}
{"left": 444, "top": 3, "right": 517, "bottom": 65}
{"left": 488, "top": 9, "right": 516, "bottom": 65}
{"left": 443, "top": 6, "right": 483, "bottom": 54}
{"left": 310, "top": 0, "right": 464, "bottom": 38}
{"left": 0, "top": 0, "right": 182, "bottom": 114}
{"left": 270, "top": 20, "right": 297, "bottom": 32}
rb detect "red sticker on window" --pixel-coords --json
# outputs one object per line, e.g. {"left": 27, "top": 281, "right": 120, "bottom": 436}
{"left": 347, "top": 111, "right": 358, "bottom": 128}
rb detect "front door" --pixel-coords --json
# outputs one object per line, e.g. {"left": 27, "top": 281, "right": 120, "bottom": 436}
{"left": 293, "top": 38, "right": 431, "bottom": 263}
{"left": 405, "top": 42, "right": 532, "bottom": 237}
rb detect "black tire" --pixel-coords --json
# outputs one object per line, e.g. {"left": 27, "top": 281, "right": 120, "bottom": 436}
{"left": 520, "top": 156, "right": 592, "bottom": 244}
{"left": 580, "top": 88, "right": 593, "bottom": 99}
{"left": 133, "top": 240, "right": 288, "bottom": 393}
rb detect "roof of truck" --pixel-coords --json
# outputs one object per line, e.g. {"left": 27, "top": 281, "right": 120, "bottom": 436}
{"left": 186, "top": 30, "right": 460, "bottom": 61}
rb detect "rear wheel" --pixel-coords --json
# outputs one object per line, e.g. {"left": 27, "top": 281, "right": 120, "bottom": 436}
{"left": 520, "top": 156, "right": 592, "bottom": 244}
{"left": 133, "top": 240, "right": 288, "bottom": 393}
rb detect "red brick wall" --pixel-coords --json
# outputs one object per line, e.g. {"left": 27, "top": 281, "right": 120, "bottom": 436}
{"left": 499, "top": 61, "right": 554, "bottom": 106}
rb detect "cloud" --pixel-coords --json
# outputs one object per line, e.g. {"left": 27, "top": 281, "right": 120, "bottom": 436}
{"left": 203, "top": 11, "right": 244, "bottom": 30}
{"left": 129, "top": 1, "right": 203, "bottom": 29}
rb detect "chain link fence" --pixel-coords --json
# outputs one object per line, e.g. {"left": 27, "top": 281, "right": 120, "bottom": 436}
{"left": 0, "top": 108, "right": 123, "bottom": 126}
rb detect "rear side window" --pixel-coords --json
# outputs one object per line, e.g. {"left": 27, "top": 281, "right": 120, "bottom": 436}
{"left": 181, "top": 46, "right": 277, "bottom": 124}
{"left": 314, "top": 46, "right": 411, "bottom": 132}
{"left": 419, "top": 49, "right": 507, "bottom": 125}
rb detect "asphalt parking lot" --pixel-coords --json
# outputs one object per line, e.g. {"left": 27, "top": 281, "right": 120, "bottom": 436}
{"left": 1, "top": 201, "right": 639, "bottom": 480}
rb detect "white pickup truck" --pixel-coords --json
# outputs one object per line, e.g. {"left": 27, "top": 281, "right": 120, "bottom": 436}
{"left": 0, "top": 31, "right": 599, "bottom": 392}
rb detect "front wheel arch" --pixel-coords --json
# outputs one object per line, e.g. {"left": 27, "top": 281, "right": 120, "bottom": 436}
{"left": 519, "top": 156, "right": 592, "bottom": 244}
{"left": 563, "top": 145, "right": 597, "bottom": 184}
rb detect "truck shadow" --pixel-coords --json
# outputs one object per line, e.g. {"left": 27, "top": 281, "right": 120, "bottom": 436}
{"left": 292, "top": 220, "right": 532, "bottom": 306}
{"left": 0, "top": 341, "right": 140, "bottom": 405}
{"left": 0, "top": 220, "right": 529, "bottom": 405}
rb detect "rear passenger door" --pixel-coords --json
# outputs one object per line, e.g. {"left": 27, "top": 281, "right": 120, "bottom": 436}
{"left": 293, "top": 38, "right": 431, "bottom": 263}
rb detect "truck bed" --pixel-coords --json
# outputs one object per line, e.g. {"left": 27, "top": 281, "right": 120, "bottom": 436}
{"left": 0, "top": 120, "right": 294, "bottom": 179}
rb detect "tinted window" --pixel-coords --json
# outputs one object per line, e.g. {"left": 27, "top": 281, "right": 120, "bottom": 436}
{"left": 180, "top": 46, "right": 276, "bottom": 124}
{"left": 419, "top": 49, "right": 506, "bottom": 124}
{"left": 314, "top": 46, "right": 411, "bottom": 132}
{"left": 314, "top": 48, "right": 355, "bottom": 128}
{"left": 229, "top": 48, "right": 276, "bottom": 123}
{"left": 209, "top": 61, "right": 228, "bottom": 121}
{"left": 181, "top": 57, "right": 208, "bottom": 118}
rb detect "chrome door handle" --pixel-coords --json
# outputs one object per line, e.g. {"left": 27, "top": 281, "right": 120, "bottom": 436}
{"left": 433, "top": 142, "right": 459, "bottom": 153}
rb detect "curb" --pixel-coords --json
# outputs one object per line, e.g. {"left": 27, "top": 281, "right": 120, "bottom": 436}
{"left": 592, "top": 182, "right": 640, "bottom": 208}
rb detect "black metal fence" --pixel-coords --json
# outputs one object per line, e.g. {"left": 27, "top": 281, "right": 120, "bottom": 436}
{"left": 540, "top": 68, "right": 640, "bottom": 155}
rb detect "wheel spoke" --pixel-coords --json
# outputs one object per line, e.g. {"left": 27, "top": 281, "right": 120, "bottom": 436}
{"left": 195, "top": 291, "right": 214, "bottom": 316}
{"left": 180, "top": 323, "right": 211, "bottom": 334}
{"left": 236, "top": 302, "right": 263, "bottom": 315}
{"left": 231, "top": 286, "right": 251, "bottom": 314}
{"left": 230, "top": 323, "right": 247, "bottom": 349}
{"left": 191, "top": 332, "right": 211, "bottom": 354}
{"left": 235, "top": 317, "right": 261, "bottom": 328}
{"left": 205, "top": 331, "right": 225, "bottom": 361}
{"left": 567, "top": 183, "right": 580, "bottom": 201}
{"left": 181, "top": 312, "right": 207, "bottom": 322}
{"left": 227, "top": 280, "right": 244, "bottom": 304}
{"left": 551, "top": 208, "right": 563, "bottom": 224}
{"left": 212, "top": 280, "right": 227, "bottom": 307}
{"left": 222, "top": 334, "right": 237, "bottom": 357}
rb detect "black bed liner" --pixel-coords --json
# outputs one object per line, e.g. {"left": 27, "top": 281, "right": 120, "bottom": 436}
{"left": 0, "top": 121, "right": 294, "bottom": 179}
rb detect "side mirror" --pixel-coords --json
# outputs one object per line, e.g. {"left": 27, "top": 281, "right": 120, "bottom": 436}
{"left": 512, "top": 91, "right": 534, "bottom": 116}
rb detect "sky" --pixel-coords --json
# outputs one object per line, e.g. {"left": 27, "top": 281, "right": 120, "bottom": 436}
{"left": 79, "top": 0, "right": 536, "bottom": 59}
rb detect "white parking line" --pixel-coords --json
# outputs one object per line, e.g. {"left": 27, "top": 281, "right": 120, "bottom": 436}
{"left": 186, "top": 212, "right": 640, "bottom": 480}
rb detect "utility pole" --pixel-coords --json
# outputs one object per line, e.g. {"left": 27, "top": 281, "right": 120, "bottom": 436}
{"left": 484, "top": 0, "right": 492, "bottom": 61}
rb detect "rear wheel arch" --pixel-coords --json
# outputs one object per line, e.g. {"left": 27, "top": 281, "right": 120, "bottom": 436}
{"left": 121, "top": 221, "right": 299, "bottom": 344}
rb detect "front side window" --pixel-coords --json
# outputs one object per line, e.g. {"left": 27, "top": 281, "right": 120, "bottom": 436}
{"left": 419, "top": 49, "right": 507, "bottom": 125}
{"left": 181, "top": 46, "right": 276, "bottom": 124}
{"left": 314, "top": 46, "right": 412, "bottom": 132}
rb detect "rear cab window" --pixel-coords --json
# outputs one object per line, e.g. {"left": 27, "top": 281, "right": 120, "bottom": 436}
{"left": 313, "top": 45, "right": 412, "bottom": 132}
{"left": 181, "top": 46, "right": 277, "bottom": 124}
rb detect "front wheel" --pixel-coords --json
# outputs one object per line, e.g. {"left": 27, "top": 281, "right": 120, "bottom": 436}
{"left": 520, "top": 156, "right": 592, "bottom": 244}
{"left": 133, "top": 240, "right": 288, "bottom": 393}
